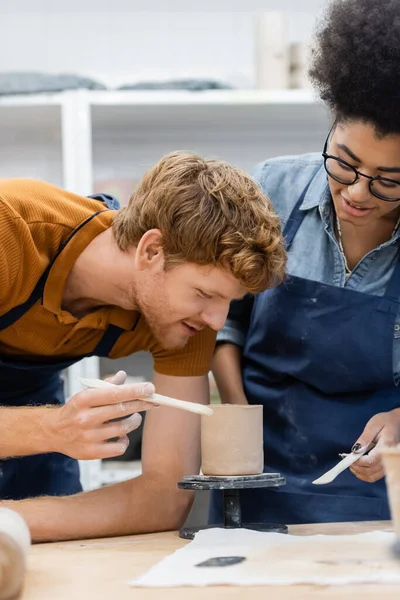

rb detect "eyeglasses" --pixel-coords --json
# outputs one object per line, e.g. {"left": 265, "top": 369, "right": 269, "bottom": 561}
{"left": 322, "top": 129, "right": 400, "bottom": 202}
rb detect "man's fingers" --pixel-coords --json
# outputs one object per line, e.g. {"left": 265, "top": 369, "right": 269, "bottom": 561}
{"left": 84, "top": 400, "right": 154, "bottom": 426}
{"left": 104, "top": 370, "right": 127, "bottom": 386}
{"left": 98, "top": 414, "right": 143, "bottom": 441}
{"left": 86, "top": 437, "right": 131, "bottom": 460}
{"left": 79, "top": 382, "right": 155, "bottom": 407}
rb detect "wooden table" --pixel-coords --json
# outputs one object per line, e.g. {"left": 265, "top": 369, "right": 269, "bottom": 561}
{"left": 22, "top": 521, "right": 400, "bottom": 599}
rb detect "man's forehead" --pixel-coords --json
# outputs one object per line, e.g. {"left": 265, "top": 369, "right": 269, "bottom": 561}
{"left": 203, "top": 282, "right": 246, "bottom": 302}
{"left": 191, "top": 263, "right": 245, "bottom": 298}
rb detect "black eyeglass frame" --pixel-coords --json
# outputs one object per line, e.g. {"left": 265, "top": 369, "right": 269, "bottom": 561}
{"left": 322, "top": 126, "right": 400, "bottom": 203}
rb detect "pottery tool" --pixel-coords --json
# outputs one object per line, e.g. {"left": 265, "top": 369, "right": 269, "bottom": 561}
{"left": 176, "top": 403, "right": 287, "bottom": 540}
{"left": 78, "top": 377, "right": 214, "bottom": 417}
{"left": 177, "top": 473, "right": 287, "bottom": 540}
{"left": 312, "top": 443, "right": 374, "bottom": 485}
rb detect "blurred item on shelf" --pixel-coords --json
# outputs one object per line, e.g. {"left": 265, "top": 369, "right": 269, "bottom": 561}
{"left": 289, "top": 42, "right": 312, "bottom": 90}
{"left": 254, "top": 12, "right": 289, "bottom": 90}
{"left": 94, "top": 178, "right": 138, "bottom": 207}
{"left": 0, "top": 72, "right": 106, "bottom": 96}
{"left": 118, "top": 79, "right": 234, "bottom": 91}
{"left": 254, "top": 12, "right": 311, "bottom": 91}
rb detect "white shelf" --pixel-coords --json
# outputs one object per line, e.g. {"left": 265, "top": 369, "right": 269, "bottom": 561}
{"left": 0, "top": 89, "right": 327, "bottom": 149}
{"left": 0, "top": 89, "right": 327, "bottom": 147}
{"left": 89, "top": 88, "right": 317, "bottom": 106}
{"left": 0, "top": 88, "right": 316, "bottom": 107}
{"left": 0, "top": 94, "right": 64, "bottom": 107}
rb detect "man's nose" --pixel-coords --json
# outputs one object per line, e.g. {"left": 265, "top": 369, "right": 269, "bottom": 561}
{"left": 200, "top": 305, "right": 230, "bottom": 331}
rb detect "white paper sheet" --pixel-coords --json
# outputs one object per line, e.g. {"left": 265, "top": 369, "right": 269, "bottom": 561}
{"left": 130, "top": 528, "right": 400, "bottom": 587}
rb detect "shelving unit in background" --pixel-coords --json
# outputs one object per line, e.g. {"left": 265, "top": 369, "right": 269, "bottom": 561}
{"left": 0, "top": 88, "right": 330, "bottom": 489}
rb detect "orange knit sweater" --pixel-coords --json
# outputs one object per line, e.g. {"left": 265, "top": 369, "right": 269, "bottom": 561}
{"left": 0, "top": 179, "right": 215, "bottom": 376}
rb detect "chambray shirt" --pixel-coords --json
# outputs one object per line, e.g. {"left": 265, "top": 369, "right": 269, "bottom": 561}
{"left": 217, "top": 153, "right": 400, "bottom": 385}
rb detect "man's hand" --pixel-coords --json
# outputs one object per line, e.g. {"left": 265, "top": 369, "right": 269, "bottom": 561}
{"left": 5, "top": 373, "right": 209, "bottom": 542}
{"left": 46, "top": 371, "right": 155, "bottom": 460}
{"left": 350, "top": 409, "right": 400, "bottom": 483}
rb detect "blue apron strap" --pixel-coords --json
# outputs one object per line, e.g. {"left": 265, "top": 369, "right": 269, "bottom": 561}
{"left": 0, "top": 269, "right": 50, "bottom": 331}
{"left": 383, "top": 246, "right": 400, "bottom": 300}
{"left": 92, "top": 324, "right": 125, "bottom": 356}
{"left": 283, "top": 184, "right": 310, "bottom": 249}
{"left": 88, "top": 194, "right": 120, "bottom": 211}
{"left": 0, "top": 208, "right": 113, "bottom": 332}
{"left": 90, "top": 192, "right": 135, "bottom": 354}
{"left": 92, "top": 309, "right": 141, "bottom": 357}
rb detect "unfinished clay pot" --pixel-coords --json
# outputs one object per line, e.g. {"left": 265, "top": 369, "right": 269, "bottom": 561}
{"left": 201, "top": 404, "right": 263, "bottom": 476}
{"left": 381, "top": 445, "right": 400, "bottom": 536}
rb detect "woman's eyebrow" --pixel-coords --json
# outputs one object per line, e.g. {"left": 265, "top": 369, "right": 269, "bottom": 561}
{"left": 337, "top": 143, "right": 400, "bottom": 173}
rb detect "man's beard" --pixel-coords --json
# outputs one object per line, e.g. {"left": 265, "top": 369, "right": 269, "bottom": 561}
{"left": 135, "top": 289, "right": 189, "bottom": 351}
{"left": 146, "top": 316, "right": 188, "bottom": 350}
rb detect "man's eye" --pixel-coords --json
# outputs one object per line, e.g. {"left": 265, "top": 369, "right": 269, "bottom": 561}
{"left": 197, "top": 290, "right": 212, "bottom": 299}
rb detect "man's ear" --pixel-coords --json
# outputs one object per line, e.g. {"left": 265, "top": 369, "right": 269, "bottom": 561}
{"left": 135, "top": 229, "right": 164, "bottom": 271}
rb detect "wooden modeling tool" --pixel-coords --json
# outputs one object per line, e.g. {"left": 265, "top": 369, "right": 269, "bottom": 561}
{"left": 78, "top": 377, "right": 214, "bottom": 417}
{"left": 312, "top": 444, "right": 374, "bottom": 485}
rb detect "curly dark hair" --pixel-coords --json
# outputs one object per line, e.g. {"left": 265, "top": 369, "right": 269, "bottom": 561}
{"left": 309, "top": 0, "right": 400, "bottom": 136}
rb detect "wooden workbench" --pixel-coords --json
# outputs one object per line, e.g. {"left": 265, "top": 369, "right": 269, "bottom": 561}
{"left": 22, "top": 521, "right": 400, "bottom": 599}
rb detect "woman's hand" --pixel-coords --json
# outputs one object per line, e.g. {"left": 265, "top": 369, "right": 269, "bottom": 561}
{"left": 350, "top": 409, "right": 400, "bottom": 483}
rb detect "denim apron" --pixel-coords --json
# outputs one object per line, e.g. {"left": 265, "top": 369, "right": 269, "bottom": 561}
{"left": 210, "top": 187, "right": 400, "bottom": 525}
{"left": 0, "top": 194, "right": 127, "bottom": 500}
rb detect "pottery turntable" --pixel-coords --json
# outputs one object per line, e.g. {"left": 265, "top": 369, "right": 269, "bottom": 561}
{"left": 176, "top": 403, "right": 288, "bottom": 540}
{"left": 177, "top": 472, "right": 287, "bottom": 540}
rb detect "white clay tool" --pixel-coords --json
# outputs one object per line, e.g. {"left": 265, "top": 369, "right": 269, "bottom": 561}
{"left": 78, "top": 377, "right": 214, "bottom": 417}
{"left": 312, "top": 443, "right": 374, "bottom": 485}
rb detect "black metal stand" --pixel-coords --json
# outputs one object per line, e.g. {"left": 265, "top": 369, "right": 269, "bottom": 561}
{"left": 177, "top": 473, "right": 288, "bottom": 540}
